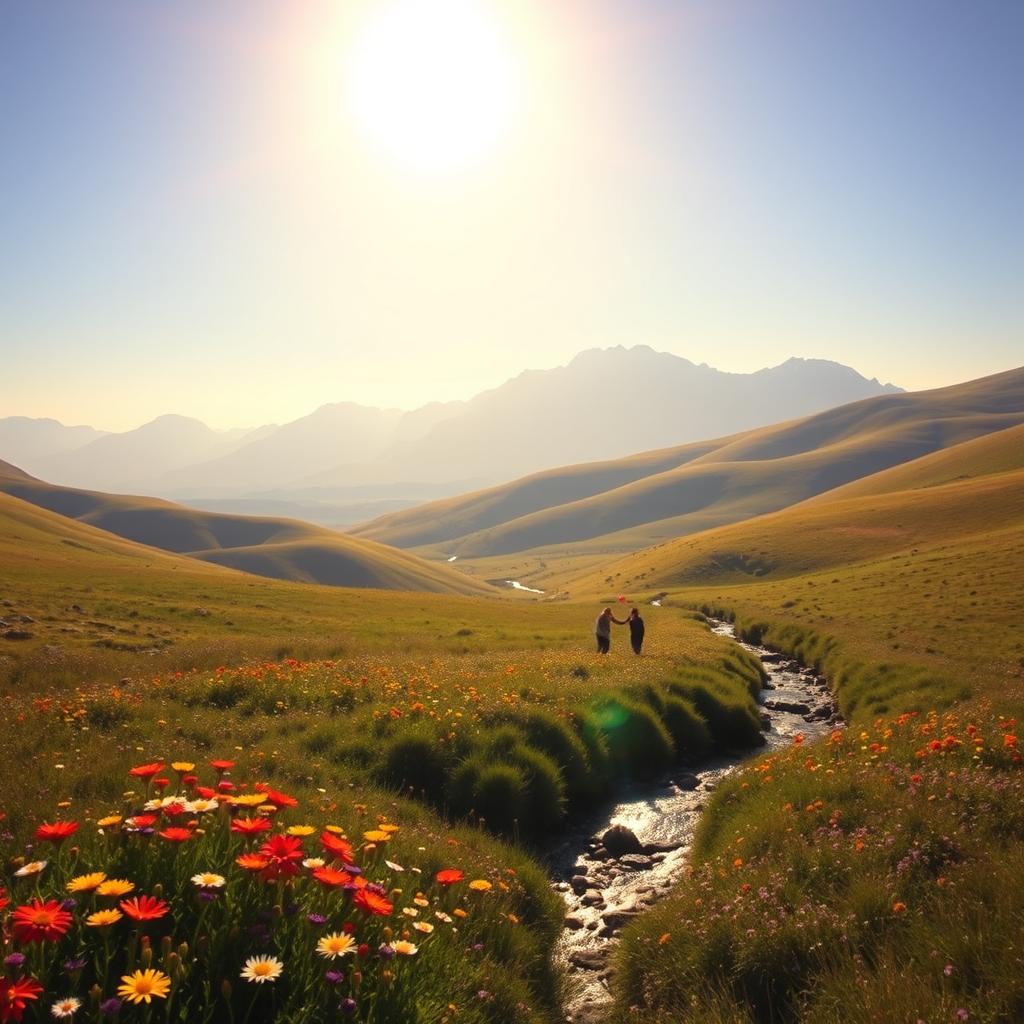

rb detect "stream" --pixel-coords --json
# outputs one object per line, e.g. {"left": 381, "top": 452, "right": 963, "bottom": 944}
{"left": 546, "top": 619, "right": 843, "bottom": 1024}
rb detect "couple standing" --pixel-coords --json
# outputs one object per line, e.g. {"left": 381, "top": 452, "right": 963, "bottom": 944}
{"left": 594, "top": 606, "right": 645, "bottom": 655}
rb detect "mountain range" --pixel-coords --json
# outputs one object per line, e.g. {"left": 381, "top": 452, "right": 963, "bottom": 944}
{"left": 0, "top": 348, "right": 899, "bottom": 522}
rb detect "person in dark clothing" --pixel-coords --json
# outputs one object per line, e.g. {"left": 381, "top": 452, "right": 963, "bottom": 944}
{"left": 628, "top": 608, "right": 645, "bottom": 654}
{"left": 595, "top": 606, "right": 627, "bottom": 654}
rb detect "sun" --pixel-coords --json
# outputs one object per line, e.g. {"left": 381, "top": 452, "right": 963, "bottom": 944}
{"left": 347, "top": 0, "right": 522, "bottom": 175}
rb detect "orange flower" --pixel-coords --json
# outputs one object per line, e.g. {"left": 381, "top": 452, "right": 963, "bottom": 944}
{"left": 119, "top": 895, "right": 169, "bottom": 922}
{"left": 435, "top": 868, "right": 464, "bottom": 886}
{"left": 128, "top": 762, "right": 165, "bottom": 779}
{"left": 34, "top": 821, "right": 79, "bottom": 845}
{"left": 312, "top": 867, "right": 353, "bottom": 889}
{"left": 354, "top": 889, "right": 393, "bottom": 916}
{"left": 231, "top": 817, "right": 272, "bottom": 836}
{"left": 236, "top": 854, "right": 270, "bottom": 872}
{"left": 12, "top": 900, "right": 73, "bottom": 943}
{"left": 320, "top": 832, "right": 355, "bottom": 864}
{"left": 210, "top": 759, "right": 235, "bottom": 773}
{"left": 0, "top": 977, "right": 43, "bottom": 1019}
{"left": 892, "top": 901, "right": 907, "bottom": 914}
{"left": 158, "top": 827, "right": 193, "bottom": 843}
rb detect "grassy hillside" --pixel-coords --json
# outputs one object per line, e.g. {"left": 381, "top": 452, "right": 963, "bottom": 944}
{"left": 358, "top": 367, "right": 1024, "bottom": 561}
{"left": 563, "top": 422, "right": 1024, "bottom": 717}
{"left": 0, "top": 488, "right": 579, "bottom": 690}
{"left": 0, "top": 461, "right": 492, "bottom": 596}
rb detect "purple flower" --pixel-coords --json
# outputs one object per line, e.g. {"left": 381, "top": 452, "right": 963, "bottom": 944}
{"left": 198, "top": 890, "right": 218, "bottom": 903}
{"left": 956, "top": 1011, "right": 969, "bottom": 1022}
{"left": 3, "top": 952, "right": 26, "bottom": 969}
{"left": 61, "top": 898, "right": 78, "bottom": 911}
{"left": 944, "top": 964, "right": 955, "bottom": 977}
{"left": 325, "top": 970, "right": 344, "bottom": 985}
{"left": 477, "top": 990, "right": 491, "bottom": 1000}
{"left": 378, "top": 943, "right": 396, "bottom": 960}
{"left": 340, "top": 998, "right": 358, "bottom": 1016}
{"left": 63, "top": 956, "right": 88, "bottom": 973}
{"left": 307, "top": 912, "right": 328, "bottom": 926}
{"left": 101, "top": 998, "right": 123, "bottom": 1017}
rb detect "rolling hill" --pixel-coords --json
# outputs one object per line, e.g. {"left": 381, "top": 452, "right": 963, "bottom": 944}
{"left": 355, "top": 366, "right": 1024, "bottom": 559}
{"left": 565, "top": 420, "right": 1024, "bottom": 595}
{"left": 0, "top": 460, "right": 493, "bottom": 596}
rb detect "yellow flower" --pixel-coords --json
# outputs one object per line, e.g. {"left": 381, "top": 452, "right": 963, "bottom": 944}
{"left": 468, "top": 879, "right": 492, "bottom": 892}
{"left": 240, "top": 955, "right": 283, "bottom": 984}
{"left": 86, "top": 909, "right": 123, "bottom": 928}
{"left": 363, "top": 829, "right": 390, "bottom": 843}
{"left": 97, "top": 878, "right": 135, "bottom": 898}
{"left": 67, "top": 871, "right": 107, "bottom": 893}
{"left": 413, "top": 921, "right": 434, "bottom": 933}
{"left": 413, "top": 896, "right": 429, "bottom": 907}
{"left": 393, "top": 940, "right": 418, "bottom": 956}
{"left": 453, "top": 908, "right": 467, "bottom": 919}
{"left": 316, "top": 932, "right": 357, "bottom": 959}
{"left": 97, "top": 815, "right": 123, "bottom": 828}
{"left": 378, "top": 823, "right": 400, "bottom": 834}
{"left": 324, "top": 824, "right": 345, "bottom": 835}
{"left": 230, "top": 793, "right": 267, "bottom": 808}
{"left": 286, "top": 825, "right": 315, "bottom": 837}
{"left": 118, "top": 969, "right": 171, "bottom": 1004}
{"left": 171, "top": 762, "right": 195, "bottom": 773}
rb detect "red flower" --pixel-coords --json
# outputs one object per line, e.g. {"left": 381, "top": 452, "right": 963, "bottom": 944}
{"left": 0, "top": 888, "right": 8, "bottom": 913}
{"left": 313, "top": 867, "right": 353, "bottom": 889}
{"left": 126, "top": 814, "right": 157, "bottom": 830}
{"left": 195, "top": 785, "right": 217, "bottom": 799}
{"left": 256, "top": 786, "right": 298, "bottom": 809}
{"left": 128, "top": 762, "right": 165, "bottom": 779}
{"left": 119, "top": 895, "right": 170, "bottom": 922}
{"left": 0, "top": 976, "right": 43, "bottom": 1022}
{"left": 435, "top": 868, "right": 464, "bottom": 886}
{"left": 320, "top": 832, "right": 355, "bottom": 864}
{"left": 353, "top": 889, "right": 393, "bottom": 916}
{"left": 258, "top": 834, "right": 304, "bottom": 879}
{"left": 158, "top": 827, "right": 193, "bottom": 843}
{"left": 210, "top": 759, "right": 235, "bottom": 773}
{"left": 34, "top": 821, "right": 79, "bottom": 845}
{"left": 160, "top": 802, "right": 186, "bottom": 818}
{"left": 11, "top": 900, "right": 73, "bottom": 943}
{"left": 231, "top": 816, "right": 272, "bottom": 836}
{"left": 153, "top": 777, "right": 170, "bottom": 791}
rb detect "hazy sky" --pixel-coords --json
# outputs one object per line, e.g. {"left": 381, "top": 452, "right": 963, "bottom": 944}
{"left": 2, "top": 0, "right": 1021, "bottom": 431}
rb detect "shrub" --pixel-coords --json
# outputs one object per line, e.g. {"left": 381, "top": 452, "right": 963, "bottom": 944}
{"left": 589, "top": 693, "right": 675, "bottom": 780}
{"left": 379, "top": 729, "right": 450, "bottom": 802}
{"left": 449, "top": 757, "right": 528, "bottom": 836}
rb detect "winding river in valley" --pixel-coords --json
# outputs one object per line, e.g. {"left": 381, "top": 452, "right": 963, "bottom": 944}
{"left": 546, "top": 619, "right": 843, "bottom": 1023}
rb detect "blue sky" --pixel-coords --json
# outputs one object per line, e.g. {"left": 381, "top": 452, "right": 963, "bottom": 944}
{"left": 1, "top": 0, "right": 1021, "bottom": 429}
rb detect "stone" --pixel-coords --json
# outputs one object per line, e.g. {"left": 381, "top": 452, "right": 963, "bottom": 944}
{"left": 764, "top": 700, "right": 811, "bottom": 715}
{"left": 563, "top": 915, "right": 585, "bottom": 930}
{"left": 568, "top": 949, "right": 608, "bottom": 971}
{"left": 600, "top": 824, "right": 643, "bottom": 856}
{"left": 3, "top": 629, "right": 33, "bottom": 641}
{"left": 601, "top": 905, "right": 639, "bottom": 931}
{"left": 675, "top": 772, "right": 700, "bottom": 790}
{"left": 581, "top": 889, "right": 603, "bottom": 906}
{"left": 570, "top": 875, "right": 589, "bottom": 895}
{"left": 618, "top": 854, "right": 653, "bottom": 871}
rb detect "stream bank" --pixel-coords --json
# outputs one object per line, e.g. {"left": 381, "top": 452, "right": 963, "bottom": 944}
{"left": 547, "top": 618, "right": 843, "bottom": 1023}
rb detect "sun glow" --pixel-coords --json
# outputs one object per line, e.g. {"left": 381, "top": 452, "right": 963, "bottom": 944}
{"left": 347, "top": 0, "right": 523, "bottom": 174}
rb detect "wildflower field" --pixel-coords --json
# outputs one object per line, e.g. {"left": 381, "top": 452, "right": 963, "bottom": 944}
{"left": 614, "top": 707, "right": 1024, "bottom": 1023}
{"left": 1, "top": 601, "right": 765, "bottom": 1021}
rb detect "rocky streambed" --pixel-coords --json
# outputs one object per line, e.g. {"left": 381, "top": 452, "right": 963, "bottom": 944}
{"left": 547, "top": 619, "right": 842, "bottom": 1023}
